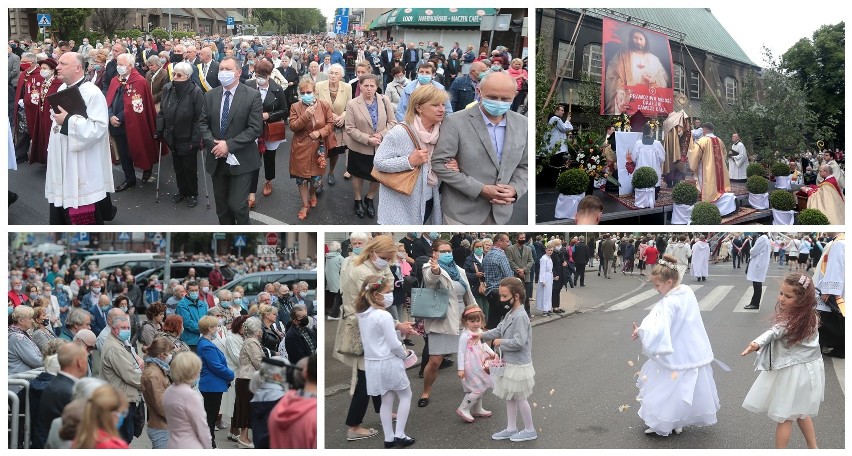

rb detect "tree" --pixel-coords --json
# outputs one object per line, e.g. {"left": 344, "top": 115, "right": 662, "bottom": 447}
{"left": 92, "top": 9, "right": 132, "bottom": 40}
{"left": 42, "top": 8, "right": 92, "bottom": 43}
{"left": 781, "top": 22, "right": 845, "bottom": 148}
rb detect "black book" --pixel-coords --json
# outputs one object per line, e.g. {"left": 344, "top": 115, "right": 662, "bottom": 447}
{"left": 46, "top": 85, "right": 88, "bottom": 118}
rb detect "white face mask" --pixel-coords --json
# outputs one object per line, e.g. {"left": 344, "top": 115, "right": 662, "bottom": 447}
{"left": 372, "top": 257, "right": 389, "bottom": 270}
{"left": 116, "top": 65, "right": 128, "bottom": 75}
{"left": 381, "top": 292, "right": 395, "bottom": 308}
{"left": 218, "top": 70, "right": 236, "bottom": 86}
{"left": 256, "top": 77, "right": 267, "bottom": 86}
{"left": 202, "top": 286, "right": 210, "bottom": 294}
{"left": 40, "top": 69, "right": 53, "bottom": 79}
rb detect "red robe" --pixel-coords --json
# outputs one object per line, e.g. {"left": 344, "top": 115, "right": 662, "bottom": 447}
{"left": 30, "top": 75, "right": 63, "bottom": 165}
{"left": 106, "top": 68, "right": 164, "bottom": 170}
{"left": 13, "top": 64, "right": 43, "bottom": 141}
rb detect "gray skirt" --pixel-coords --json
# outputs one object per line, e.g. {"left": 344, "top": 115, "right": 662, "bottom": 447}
{"left": 426, "top": 332, "right": 459, "bottom": 355}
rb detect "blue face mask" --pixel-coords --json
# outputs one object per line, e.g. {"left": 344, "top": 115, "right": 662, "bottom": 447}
{"left": 491, "top": 65, "right": 502, "bottom": 72}
{"left": 8, "top": 307, "right": 13, "bottom": 315}
{"left": 234, "top": 297, "right": 244, "bottom": 307}
{"left": 100, "top": 304, "right": 111, "bottom": 312}
{"left": 407, "top": 232, "right": 418, "bottom": 238}
{"left": 189, "top": 291, "right": 199, "bottom": 300}
{"left": 438, "top": 253, "right": 455, "bottom": 266}
{"left": 417, "top": 74, "right": 432, "bottom": 85}
{"left": 118, "top": 329, "right": 131, "bottom": 342}
{"left": 116, "top": 410, "right": 127, "bottom": 429}
{"left": 481, "top": 98, "right": 511, "bottom": 117}
{"left": 220, "top": 300, "right": 231, "bottom": 308}
{"left": 430, "top": 232, "right": 439, "bottom": 240}
{"left": 477, "top": 70, "right": 490, "bottom": 81}
{"left": 300, "top": 93, "right": 315, "bottom": 105}
{"left": 352, "top": 247, "right": 364, "bottom": 255}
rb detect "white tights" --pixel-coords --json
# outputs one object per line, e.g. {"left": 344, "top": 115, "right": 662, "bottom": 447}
{"left": 380, "top": 387, "right": 412, "bottom": 442}
{"left": 505, "top": 397, "right": 535, "bottom": 432}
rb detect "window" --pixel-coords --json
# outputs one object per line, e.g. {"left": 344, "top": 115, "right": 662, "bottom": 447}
{"left": 725, "top": 76, "right": 737, "bottom": 103}
{"left": 556, "top": 42, "right": 575, "bottom": 79}
{"left": 582, "top": 43, "right": 602, "bottom": 79}
{"left": 673, "top": 64, "right": 686, "bottom": 94}
{"left": 689, "top": 71, "right": 701, "bottom": 99}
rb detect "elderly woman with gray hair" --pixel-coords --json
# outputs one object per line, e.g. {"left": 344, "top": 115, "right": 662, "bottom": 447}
{"left": 325, "top": 241, "right": 344, "bottom": 320}
{"left": 145, "top": 54, "right": 168, "bottom": 111}
{"left": 9, "top": 305, "right": 43, "bottom": 374}
{"left": 156, "top": 60, "right": 205, "bottom": 208}
{"left": 248, "top": 356, "right": 293, "bottom": 448}
{"left": 233, "top": 316, "right": 263, "bottom": 448}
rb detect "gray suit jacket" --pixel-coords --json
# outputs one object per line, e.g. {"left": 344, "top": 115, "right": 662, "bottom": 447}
{"left": 9, "top": 52, "right": 21, "bottom": 88}
{"left": 432, "top": 106, "right": 528, "bottom": 224}
{"left": 199, "top": 83, "right": 264, "bottom": 176}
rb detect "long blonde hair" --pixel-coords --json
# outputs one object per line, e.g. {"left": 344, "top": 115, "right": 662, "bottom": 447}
{"left": 354, "top": 235, "right": 396, "bottom": 267}
{"left": 404, "top": 84, "right": 449, "bottom": 124}
{"left": 73, "top": 384, "right": 127, "bottom": 449}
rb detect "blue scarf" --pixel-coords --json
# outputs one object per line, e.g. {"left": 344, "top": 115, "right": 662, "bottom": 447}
{"left": 438, "top": 257, "right": 468, "bottom": 291}
{"left": 145, "top": 356, "right": 171, "bottom": 377}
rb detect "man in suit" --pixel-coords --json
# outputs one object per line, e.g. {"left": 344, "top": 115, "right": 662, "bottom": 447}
{"left": 34, "top": 342, "right": 88, "bottom": 447}
{"left": 380, "top": 45, "right": 396, "bottom": 86}
{"left": 192, "top": 46, "right": 220, "bottom": 93}
{"left": 402, "top": 42, "right": 419, "bottom": 80}
{"left": 101, "top": 42, "right": 125, "bottom": 95}
{"left": 184, "top": 45, "right": 201, "bottom": 66}
{"left": 506, "top": 233, "right": 534, "bottom": 316}
{"left": 600, "top": 235, "right": 617, "bottom": 279}
{"left": 198, "top": 56, "right": 263, "bottom": 225}
{"left": 572, "top": 236, "right": 591, "bottom": 286}
{"left": 412, "top": 232, "right": 437, "bottom": 260}
{"left": 432, "top": 71, "right": 528, "bottom": 224}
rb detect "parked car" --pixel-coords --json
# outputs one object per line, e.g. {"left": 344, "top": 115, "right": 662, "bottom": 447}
{"left": 82, "top": 254, "right": 164, "bottom": 276}
{"left": 136, "top": 262, "right": 236, "bottom": 284}
{"left": 219, "top": 270, "right": 317, "bottom": 303}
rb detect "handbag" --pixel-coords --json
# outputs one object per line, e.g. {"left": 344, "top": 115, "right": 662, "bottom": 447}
{"left": 370, "top": 123, "right": 422, "bottom": 196}
{"left": 262, "top": 120, "right": 286, "bottom": 142}
{"left": 410, "top": 281, "right": 450, "bottom": 319}
{"left": 474, "top": 264, "right": 486, "bottom": 295}
{"left": 336, "top": 311, "right": 364, "bottom": 356}
{"left": 68, "top": 204, "right": 97, "bottom": 225}
{"left": 754, "top": 340, "right": 772, "bottom": 371}
{"left": 403, "top": 348, "right": 418, "bottom": 369}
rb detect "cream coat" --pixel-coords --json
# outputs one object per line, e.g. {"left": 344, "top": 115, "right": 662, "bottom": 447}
{"left": 315, "top": 79, "right": 352, "bottom": 148}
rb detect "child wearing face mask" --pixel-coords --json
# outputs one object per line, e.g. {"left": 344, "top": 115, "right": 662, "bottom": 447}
{"left": 356, "top": 275, "right": 415, "bottom": 449}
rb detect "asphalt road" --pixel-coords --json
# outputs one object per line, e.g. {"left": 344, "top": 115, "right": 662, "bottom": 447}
{"left": 324, "top": 261, "right": 845, "bottom": 449}
{"left": 9, "top": 128, "right": 527, "bottom": 226}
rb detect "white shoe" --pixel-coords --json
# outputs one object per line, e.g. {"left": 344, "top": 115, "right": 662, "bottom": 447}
{"left": 327, "top": 316, "right": 340, "bottom": 321}
{"left": 674, "top": 427, "right": 683, "bottom": 434}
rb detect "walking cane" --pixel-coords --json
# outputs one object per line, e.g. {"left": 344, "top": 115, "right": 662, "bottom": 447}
{"left": 154, "top": 141, "right": 163, "bottom": 203}
{"left": 200, "top": 145, "right": 211, "bottom": 210}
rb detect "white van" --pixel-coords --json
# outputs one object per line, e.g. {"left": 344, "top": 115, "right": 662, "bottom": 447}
{"left": 82, "top": 253, "right": 163, "bottom": 275}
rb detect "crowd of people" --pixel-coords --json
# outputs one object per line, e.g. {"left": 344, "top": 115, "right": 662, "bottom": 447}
{"left": 8, "top": 246, "right": 319, "bottom": 449}
{"left": 9, "top": 32, "right": 529, "bottom": 225}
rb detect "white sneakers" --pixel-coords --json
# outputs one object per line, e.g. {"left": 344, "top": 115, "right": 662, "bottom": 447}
{"left": 492, "top": 429, "right": 538, "bottom": 441}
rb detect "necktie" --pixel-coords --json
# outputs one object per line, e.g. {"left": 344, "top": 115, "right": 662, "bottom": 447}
{"left": 202, "top": 63, "right": 208, "bottom": 75}
{"left": 220, "top": 90, "right": 231, "bottom": 137}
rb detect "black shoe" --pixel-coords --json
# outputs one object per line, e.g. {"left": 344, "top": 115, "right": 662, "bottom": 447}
{"left": 115, "top": 180, "right": 137, "bottom": 192}
{"left": 364, "top": 197, "right": 376, "bottom": 218}
{"left": 187, "top": 196, "right": 198, "bottom": 208}
{"left": 402, "top": 338, "right": 415, "bottom": 347}
{"left": 354, "top": 200, "right": 365, "bottom": 218}
{"left": 395, "top": 436, "right": 415, "bottom": 447}
{"left": 9, "top": 191, "right": 18, "bottom": 206}
{"left": 328, "top": 174, "right": 336, "bottom": 186}
{"left": 141, "top": 169, "right": 153, "bottom": 182}
{"left": 418, "top": 371, "right": 424, "bottom": 378}
{"left": 172, "top": 193, "right": 186, "bottom": 203}
{"left": 384, "top": 440, "right": 398, "bottom": 449}
{"left": 439, "top": 357, "right": 454, "bottom": 369}
{"left": 743, "top": 304, "right": 759, "bottom": 310}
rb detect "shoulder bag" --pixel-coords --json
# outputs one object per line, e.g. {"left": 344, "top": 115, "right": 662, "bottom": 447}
{"left": 474, "top": 263, "right": 487, "bottom": 295}
{"left": 262, "top": 120, "right": 286, "bottom": 142}
{"left": 370, "top": 123, "right": 422, "bottom": 196}
{"left": 336, "top": 310, "right": 364, "bottom": 356}
{"left": 410, "top": 278, "right": 450, "bottom": 319}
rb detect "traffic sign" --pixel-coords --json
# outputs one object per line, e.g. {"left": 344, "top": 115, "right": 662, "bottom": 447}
{"left": 226, "top": 16, "right": 235, "bottom": 30}
{"left": 37, "top": 14, "right": 51, "bottom": 27}
{"left": 159, "top": 239, "right": 167, "bottom": 248}
{"left": 213, "top": 232, "right": 226, "bottom": 240}
{"left": 234, "top": 235, "right": 247, "bottom": 248}
{"left": 118, "top": 232, "right": 131, "bottom": 241}
{"left": 338, "top": 8, "right": 350, "bottom": 17}
{"left": 266, "top": 232, "right": 278, "bottom": 246}
{"left": 78, "top": 232, "right": 90, "bottom": 244}
{"left": 334, "top": 15, "right": 349, "bottom": 35}
{"left": 153, "top": 233, "right": 163, "bottom": 243}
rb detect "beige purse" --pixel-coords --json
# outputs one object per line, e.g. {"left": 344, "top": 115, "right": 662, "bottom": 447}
{"left": 371, "top": 124, "right": 422, "bottom": 196}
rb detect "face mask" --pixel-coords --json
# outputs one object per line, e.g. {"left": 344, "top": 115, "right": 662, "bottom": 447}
{"left": 40, "top": 69, "right": 53, "bottom": 79}
{"left": 395, "top": 76, "right": 405, "bottom": 83}
{"left": 300, "top": 93, "right": 315, "bottom": 105}
{"left": 93, "top": 63, "right": 103, "bottom": 71}
{"left": 482, "top": 98, "right": 511, "bottom": 117}
{"left": 270, "top": 296, "right": 279, "bottom": 304}
{"left": 429, "top": 232, "right": 439, "bottom": 240}
{"left": 381, "top": 292, "right": 395, "bottom": 308}
{"left": 372, "top": 256, "right": 389, "bottom": 270}
{"left": 417, "top": 74, "right": 432, "bottom": 85}
{"left": 407, "top": 232, "right": 418, "bottom": 238}
{"left": 352, "top": 247, "right": 364, "bottom": 255}
{"left": 299, "top": 315, "right": 310, "bottom": 326}
{"left": 171, "top": 54, "right": 183, "bottom": 63}
{"left": 29, "top": 293, "right": 39, "bottom": 301}
{"left": 397, "top": 251, "right": 406, "bottom": 259}
{"left": 491, "top": 65, "right": 502, "bottom": 72}
{"left": 100, "top": 304, "right": 111, "bottom": 312}
{"left": 438, "top": 253, "right": 455, "bottom": 266}
{"left": 92, "top": 288, "right": 101, "bottom": 294}
{"left": 518, "top": 239, "right": 527, "bottom": 245}
{"left": 202, "top": 287, "right": 210, "bottom": 294}
{"left": 555, "top": 245, "right": 562, "bottom": 251}
{"left": 189, "top": 291, "right": 199, "bottom": 300}
{"left": 234, "top": 298, "right": 244, "bottom": 307}
{"left": 116, "top": 411, "right": 126, "bottom": 429}
{"left": 256, "top": 77, "right": 267, "bottom": 86}
{"left": 164, "top": 354, "right": 173, "bottom": 365}
{"left": 477, "top": 70, "right": 490, "bottom": 81}
{"left": 438, "top": 64, "right": 443, "bottom": 69}
{"left": 474, "top": 247, "right": 484, "bottom": 256}
{"left": 247, "top": 60, "right": 255, "bottom": 66}
{"left": 217, "top": 70, "right": 236, "bottom": 86}
{"left": 192, "top": 377, "right": 200, "bottom": 389}
{"left": 158, "top": 58, "right": 166, "bottom": 65}
{"left": 118, "top": 329, "right": 131, "bottom": 342}
{"left": 42, "top": 319, "right": 50, "bottom": 327}
{"left": 499, "top": 298, "right": 513, "bottom": 308}
{"left": 299, "top": 291, "right": 307, "bottom": 298}
{"left": 221, "top": 300, "right": 231, "bottom": 308}
{"left": 116, "top": 65, "right": 128, "bottom": 75}
{"left": 8, "top": 307, "right": 13, "bottom": 315}
{"left": 120, "top": 306, "right": 128, "bottom": 313}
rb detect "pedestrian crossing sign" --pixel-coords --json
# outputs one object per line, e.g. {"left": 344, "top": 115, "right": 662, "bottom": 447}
{"left": 37, "top": 14, "right": 51, "bottom": 27}
{"left": 118, "top": 232, "right": 131, "bottom": 241}
{"left": 234, "top": 235, "right": 247, "bottom": 248}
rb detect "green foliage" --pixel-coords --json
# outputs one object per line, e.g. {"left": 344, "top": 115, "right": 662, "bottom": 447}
{"left": 691, "top": 202, "right": 722, "bottom": 225}
{"left": 781, "top": 22, "right": 845, "bottom": 149}
{"left": 631, "top": 167, "right": 658, "bottom": 189}
{"left": 149, "top": 28, "right": 194, "bottom": 40}
{"left": 797, "top": 208, "right": 830, "bottom": 225}
{"left": 746, "top": 176, "right": 770, "bottom": 194}
{"left": 746, "top": 162, "right": 768, "bottom": 178}
{"left": 769, "top": 190, "right": 796, "bottom": 211}
{"left": 555, "top": 169, "right": 590, "bottom": 195}
{"left": 535, "top": 36, "right": 561, "bottom": 174}
{"left": 671, "top": 182, "right": 699, "bottom": 205}
{"left": 254, "top": 9, "right": 326, "bottom": 35}
{"left": 770, "top": 161, "right": 791, "bottom": 177}
{"left": 42, "top": 8, "right": 92, "bottom": 43}
{"left": 91, "top": 9, "right": 132, "bottom": 40}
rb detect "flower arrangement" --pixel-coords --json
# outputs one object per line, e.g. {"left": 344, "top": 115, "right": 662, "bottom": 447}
{"left": 568, "top": 131, "right": 607, "bottom": 179}
{"left": 612, "top": 113, "right": 631, "bottom": 132}
{"left": 647, "top": 118, "right": 661, "bottom": 133}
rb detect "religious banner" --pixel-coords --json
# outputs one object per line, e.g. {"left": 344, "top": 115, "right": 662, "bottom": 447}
{"left": 601, "top": 17, "right": 674, "bottom": 117}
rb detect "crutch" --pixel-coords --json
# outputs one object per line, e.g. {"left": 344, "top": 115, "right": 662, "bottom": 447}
{"left": 154, "top": 141, "right": 163, "bottom": 203}
{"left": 200, "top": 144, "right": 211, "bottom": 210}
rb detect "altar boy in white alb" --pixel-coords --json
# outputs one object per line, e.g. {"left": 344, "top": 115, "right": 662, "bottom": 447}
{"left": 691, "top": 235, "right": 710, "bottom": 282}
{"left": 45, "top": 52, "right": 115, "bottom": 224}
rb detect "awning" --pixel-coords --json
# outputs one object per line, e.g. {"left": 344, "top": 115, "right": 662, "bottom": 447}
{"left": 372, "top": 8, "right": 496, "bottom": 28}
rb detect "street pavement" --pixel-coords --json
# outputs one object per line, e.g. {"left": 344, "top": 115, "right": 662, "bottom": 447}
{"left": 324, "top": 260, "right": 845, "bottom": 449}
{"left": 9, "top": 127, "right": 527, "bottom": 225}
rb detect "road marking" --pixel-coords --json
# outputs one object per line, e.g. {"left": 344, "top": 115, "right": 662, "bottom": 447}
{"left": 607, "top": 289, "right": 660, "bottom": 312}
{"left": 832, "top": 358, "right": 844, "bottom": 395}
{"left": 698, "top": 285, "right": 734, "bottom": 311}
{"left": 733, "top": 286, "right": 767, "bottom": 312}
{"left": 249, "top": 211, "right": 288, "bottom": 225}
{"left": 643, "top": 285, "right": 704, "bottom": 310}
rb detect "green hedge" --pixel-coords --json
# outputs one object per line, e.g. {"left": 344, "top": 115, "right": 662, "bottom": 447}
{"left": 797, "top": 208, "right": 829, "bottom": 225}
{"left": 555, "top": 168, "right": 589, "bottom": 195}
{"left": 691, "top": 202, "right": 722, "bottom": 225}
{"left": 746, "top": 162, "right": 768, "bottom": 178}
{"left": 631, "top": 166, "right": 658, "bottom": 189}
{"left": 769, "top": 190, "right": 796, "bottom": 211}
{"left": 671, "top": 182, "right": 699, "bottom": 205}
{"left": 771, "top": 162, "right": 791, "bottom": 178}
{"left": 746, "top": 175, "right": 769, "bottom": 194}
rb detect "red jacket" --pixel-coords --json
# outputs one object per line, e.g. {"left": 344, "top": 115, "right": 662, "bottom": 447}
{"left": 8, "top": 290, "right": 28, "bottom": 307}
{"left": 268, "top": 390, "right": 317, "bottom": 449}
{"left": 105, "top": 68, "right": 165, "bottom": 170}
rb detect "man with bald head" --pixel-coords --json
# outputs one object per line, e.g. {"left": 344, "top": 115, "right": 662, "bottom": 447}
{"left": 192, "top": 46, "right": 220, "bottom": 92}
{"left": 101, "top": 42, "right": 126, "bottom": 94}
{"left": 449, "top": 60, "right": 487, "bottom": 111}
{"left": 167, "top": 44, "right": 186, "bottom": 80}
{"left": 432, "top": 71, "right": 528, "bottom": 224}
{"left": 106, "top": 53, "right": 160, "bottom": 191}
{"left": 802, "top": 163, "right": 845, "bottom": 224}
{"left": 35, "top": 341, "right": 88, "bottom": 448}
{"left": 185, "top": 45, "right": 200, "bottom": 66}
{"left": 46, "top": 52, "right": 116, "bottom": 224}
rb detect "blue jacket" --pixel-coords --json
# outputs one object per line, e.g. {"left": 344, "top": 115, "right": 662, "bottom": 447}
{"left": 324, "top": 50, "right": 343, "bottom": 66}
{"left": 176, "top": 296, "right": 207, "bottom": 346}
{"left": 395, "top": 80, "right": 453, "bottom": 122}
{"left": 197, "top": 337, "right": 234, "bottom": 393}
{"left": 449, "top": 74, "right": 476, "bottom": 112}
{"left": 89, "top": 305, "right": 108, "bottom": 336}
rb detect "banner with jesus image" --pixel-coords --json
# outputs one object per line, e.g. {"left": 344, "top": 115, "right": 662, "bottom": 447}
{"left": 601, "top": 17, "right": 674, "bottom": 117}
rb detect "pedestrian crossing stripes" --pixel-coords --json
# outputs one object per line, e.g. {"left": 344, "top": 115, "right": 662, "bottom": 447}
{"left": 605, "top": 284, "right": 769, "bottom": 313}
{"left": 733, "top": 286, "right": 767, "bottom": 313}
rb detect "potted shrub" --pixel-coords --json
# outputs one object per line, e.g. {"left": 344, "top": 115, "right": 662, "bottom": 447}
{"left": 797, "top": 208, "right": 830, "bottom": 225}
{"left": 554, "top": 168, "right": 590, "bottom": 219}
{"left": 769, "top": 189, "right": 796, "bottom": 224}
{"left": 631, "top": 166, "right": 658, "bottom": 208}
{"left": 771, "top": 162, "right": 792, "bottom": 189}
{"left": 690, "top": 202, "right": 722, "bottom": 225}
{"left": 746, "top": 163, "right": 768, "bottom": 179}
{"left": 670, "top": 182, "right": 699, "bottom": 224}
{"left": 746, "top": 175, "right": 770, "bottom": 209}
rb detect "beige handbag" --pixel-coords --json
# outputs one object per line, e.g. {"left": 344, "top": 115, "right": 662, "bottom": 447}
{"left": 371, "top": 124, "right": 422, "bottom": 196}
{"left": 336, "top": 312, "right": 363, "bottom": 356}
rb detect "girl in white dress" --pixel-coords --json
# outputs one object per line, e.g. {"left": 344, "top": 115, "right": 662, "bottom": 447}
{"left": 741, "top": 273, "right": 824, "bottom": 449}
{"left": 456, "top": 304, "right": 496, "bottom": 422}
{"left": 536, "top": 244, "right": 554, "bottom": 316}
{"left": 356, "top": 275, "right": 416, "bottom": 449}
{"left": 631, "top": 254, "right": 720, "bottom": 436}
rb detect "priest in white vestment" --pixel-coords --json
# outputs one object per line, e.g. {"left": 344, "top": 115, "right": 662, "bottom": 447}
{"left": 813, "top": 233, "right": 844, "bottom": 357}
{"left": 744, "top": 233, "right": 771, "bottom": 310}
{"left": 631, "top": 124, "right": 665, "bottom": 194}
{"left": 45, "top": 52, "right": 115, "bottom": 224}
{"left": 728, "top": 133, "right": 749, "bottom": 181}
{"left": 691, "top": 236, "right": 710, "bottom": 281}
